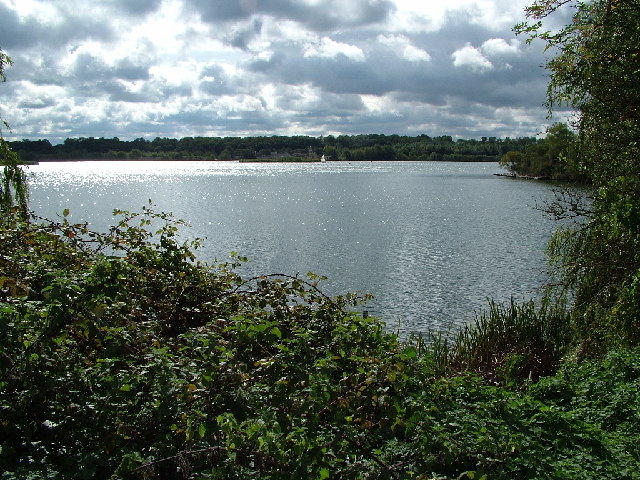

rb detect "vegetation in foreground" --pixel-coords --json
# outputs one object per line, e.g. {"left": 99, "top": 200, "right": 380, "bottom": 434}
{"left": 0, "top": 206, "right": 638, "bottom": 479}
{"left": 1, "top": 0, "right": 640, "bottom": 478}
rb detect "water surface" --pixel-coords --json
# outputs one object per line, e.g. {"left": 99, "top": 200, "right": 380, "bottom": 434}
{"left": 28, "top": 160, "right": 558, "bottom": 337}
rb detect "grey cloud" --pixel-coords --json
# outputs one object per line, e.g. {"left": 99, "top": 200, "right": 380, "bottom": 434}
{"left": 229, "top": 18, "right": 263, "bottom": 50}
{"left": 186, "top": 0, "right": 257, "bottom": 23}
{"left": 0, "top": 3, "right": 26, "bottom": 49}
{"left": 422, "top": 15, "right": 505, "bottom": 55}
{"left": 160, "top": 83, "right": 194, "bottom": 99}
{"left": 247, "top": 50, "right": 288, "bottom": 73}
{"left": 49, "top": 53, "right": 160, "bottom": 104}
{"left": 242, "top": 9, "right": 548, "bottom": 111}
{"left": 388, "top": 64, "right": 546, "bottom": 111}
{"left": 113, "top": 58, "right": 151, "bottom": 81}
{"left": 102, "top": 82, "right": 158, "bottom": 103}
{"left": 99, "top": 78, "right": 192, "bottom": 104}
{"left": 325, "top": 99, "right": 541, "bottom": 139}
{"left": 111, "top": 0, "right": 163, "bottom": 15}
{"left": 161, "top": 108, "right": 278, "bottom": 134}
{"left": 11, "top": 47, "right": 152, "bottom": 94}
{"left": 0, "top": 3, "right": 113, "bottom": 53}
{"left": 247, "top": 49, "right": 382, "bottom": 95}
{"left": 277, "top": 90, "right": 366, "bottom": 116}
{"left": 71, "top": 53, "right": 150, "bottom": 89}
{"left": 285, "top": 0, "right": 395, "bottom": 31}
{"left": 406, "top": 54, "right": 545, "bottom": 108}
{"left": 245, "top": 37, "right": 542, "bottom": 110}
{"left": 1, "top": 0, "right": 555, "bottom": 142}
{"left": 72, "top": 53, "right": 111, "bottom": 83}
{"left": 55, "top": 117, "right": 129, "bottom": 140}
{"left": 16, "top": 96, "right": 57, "bottom": 109}
{"left": 187, "top": 0, "right": 395, "bottom": 32}
{"left": 8, "top": 51, "right": 67, "bottom": 87}
{"left": 199, "top": 64, "right": 235, "bottom": 96}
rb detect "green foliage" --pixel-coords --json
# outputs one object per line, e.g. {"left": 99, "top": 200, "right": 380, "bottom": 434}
{"left": 1, "top": 206, "right": 638, "bottom": 479}
{"left": 0, "top": 138, "right": 28, "bottom": 212}
{"left": 0, "top": 49, "right": 28, "bottom": 213}
{"left": 528, "top": 347, "right": 640, "bottom": 476}
{"left": 517, "top": 0, "right": 640, "bottom": 356}
{"left": 499, "top": 122, "right": 586, "bottom": 181}
{"left": 11, "top": 133, "right": 541, "bottom": 163}
{"left": 0, "top": 206, "right": 403, "bottom": 478}
{"left": 418, "top": 299, "right": 571, "bottom": 386}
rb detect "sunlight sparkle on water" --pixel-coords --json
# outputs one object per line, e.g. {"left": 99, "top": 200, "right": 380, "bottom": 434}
{"left": 28, "top": 160, "right": 558, "bottom": 337}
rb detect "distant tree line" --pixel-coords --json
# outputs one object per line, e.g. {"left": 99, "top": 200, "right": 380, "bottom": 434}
{"left": 322, "top": 134, "right": 538, "bottom": 162}
{"left": 10, "top": 133, "right": 544, "bottom": 163}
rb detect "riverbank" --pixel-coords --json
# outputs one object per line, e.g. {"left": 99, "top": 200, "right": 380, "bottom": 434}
{"left": 238, "top": 155, "right": 321, "bottom": 162}
{"left": 494, "top": 172, "right": 551, "bottom": 180}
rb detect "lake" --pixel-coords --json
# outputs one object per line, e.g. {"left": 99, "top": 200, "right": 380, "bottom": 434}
{"left": 27, "top": 160, "right": 560, "bottom": 337}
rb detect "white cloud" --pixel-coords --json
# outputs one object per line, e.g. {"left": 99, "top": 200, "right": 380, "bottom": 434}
{"left": 303, "top": 37, "right": 365, "bottom": 62}
{"left": 0, "top": 0, "right": 553, "bottom": 141}
{"left": 377, "top": 34, "right": 431, "bottom": 62}
{"left": 360, "top": 94, "right": 389, "bottom": 114}
{"left": 387, "top": 0, "right": 532, "bottom": 33}
{"left": 262, "top": 19, "right": 316, "bottom": 44}
{"left": 480, "top": 38, "right": 521, "bottom": 57}
{"left": 6, "top": 0, "right": 57, "bottom": 21}
{"left": 388, "top": 0, "right": 457, "bottom": 32}
{"left": 451, "top": 43, "right": 493, "bottom": 72}
{"left": 466, "top": 0, "right": 532, "bottom": 30}
{"left": 118, "top": 0, "right": 187, "bottom": 55}
{"left": 150, "top": 62, "right": 198, "bottom": 88}
{"left": 402, "top": 44, "right": 431, "bottom": 62}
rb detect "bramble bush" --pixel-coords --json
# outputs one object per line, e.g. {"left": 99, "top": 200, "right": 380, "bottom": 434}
{"left": 1, "top": 205, "right": 640, "bottom": 479}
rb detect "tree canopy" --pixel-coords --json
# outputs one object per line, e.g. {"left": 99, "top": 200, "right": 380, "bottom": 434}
{"left": 517, "top": 0, "right": 640, "bottom": 354}
{"left": 499, "top": 122, "right": 586, "bottom": 181}
{"left": 0, "top": 49, "right": 27, "bottom": 213}
{"left": 10, "top": 133, "right": 540, "bottom": 163}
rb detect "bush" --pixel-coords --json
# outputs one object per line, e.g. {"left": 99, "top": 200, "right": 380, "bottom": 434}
{"left": 1, "top": 206, "right": 638, "bottom": 479}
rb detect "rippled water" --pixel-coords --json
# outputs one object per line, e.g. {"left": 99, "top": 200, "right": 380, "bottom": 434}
{"left": 28, "top": 160, "right": 560, "bottom": 336}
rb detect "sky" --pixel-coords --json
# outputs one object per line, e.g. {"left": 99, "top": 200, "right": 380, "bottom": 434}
{"left": 0, "top": 0, "right": 572, "bottom": 144}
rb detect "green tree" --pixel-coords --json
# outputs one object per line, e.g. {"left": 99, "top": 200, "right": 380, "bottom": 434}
{"left": 0, "top": 49, "right": 27, "bottom": 213}
{"left": 499, "top": 122, "right": 581, "bottom": 180}
{"left": 518, "top": 0, "right": 640, "bottom": 354}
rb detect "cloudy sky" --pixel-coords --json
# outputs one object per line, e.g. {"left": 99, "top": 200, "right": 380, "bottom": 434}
{"left": 0, "top": 0, "right": 571, "bottom": 144}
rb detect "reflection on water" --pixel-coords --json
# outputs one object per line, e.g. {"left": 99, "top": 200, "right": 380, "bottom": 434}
{"left": 28, "top": 160, "right": 559, "bottom": 337}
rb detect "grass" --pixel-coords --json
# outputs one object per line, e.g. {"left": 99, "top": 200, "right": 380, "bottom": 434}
{"left": 408, "top": 299, "right": 572, "bottom": 386}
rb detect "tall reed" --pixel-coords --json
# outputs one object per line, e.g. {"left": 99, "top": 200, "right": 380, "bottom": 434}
{"left": 408, "top": 299, "right": 572, "bottom": 384}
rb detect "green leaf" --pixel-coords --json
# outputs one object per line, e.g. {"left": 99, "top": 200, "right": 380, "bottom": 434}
{"left": 271, "top": 326, "right": 282, "bottom": 339}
